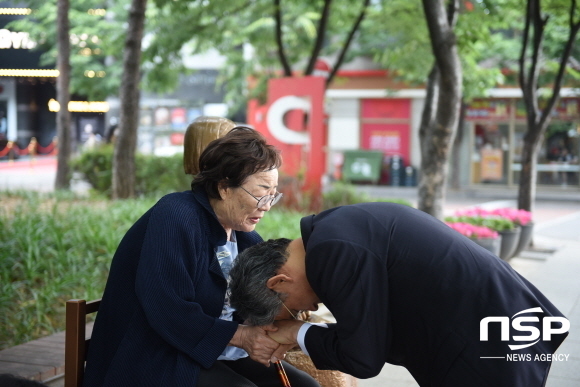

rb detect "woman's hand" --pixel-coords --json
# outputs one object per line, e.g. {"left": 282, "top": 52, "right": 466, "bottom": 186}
{"left": 229, "top": 324, "right": 287, "bottom": 366}
{"left": 268, "top": 319, "right": 303, "bottom": 346}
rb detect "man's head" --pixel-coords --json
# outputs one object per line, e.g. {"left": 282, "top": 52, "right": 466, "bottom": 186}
{"left": 230, "top": 238, "right": 320, "bottom": 325}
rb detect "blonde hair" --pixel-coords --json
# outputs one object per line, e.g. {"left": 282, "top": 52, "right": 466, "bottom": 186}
{"left": 183, "top": 116, "right": 236, "bottom": 175}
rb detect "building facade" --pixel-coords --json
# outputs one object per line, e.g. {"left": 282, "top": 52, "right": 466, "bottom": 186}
{"left": 0, "top": 3, "right": 109, "bottom": 155}
{"left": 324, "top": 70, "right": 580, "bottom": 191}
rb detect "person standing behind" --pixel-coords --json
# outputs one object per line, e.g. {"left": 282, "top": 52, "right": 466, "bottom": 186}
{"left": 183, "top": 116, "right": 236, "bottom": 176}
{"left": 83, "top": 127, "right": 319, "bottom": 387}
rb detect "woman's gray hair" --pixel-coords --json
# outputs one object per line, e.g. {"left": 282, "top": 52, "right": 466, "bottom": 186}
{"left": 229, "top": 238, "right": 292, "bottom": 326}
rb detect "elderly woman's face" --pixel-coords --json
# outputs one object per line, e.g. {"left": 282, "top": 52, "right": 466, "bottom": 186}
{"left": 216, "top": 169, "right": 279, "bottom": 233}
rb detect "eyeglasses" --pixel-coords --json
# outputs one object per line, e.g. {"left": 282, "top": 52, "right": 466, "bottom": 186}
{"left": 240, "top": 186, "right": 283, "bottom": 208}
{"left": 280, "top": 299, "right": 302, "bottom": 320}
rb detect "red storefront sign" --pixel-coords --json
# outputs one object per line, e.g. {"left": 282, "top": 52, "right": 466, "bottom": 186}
{"left": 247, "top": 76, "right": 326, "bottom": 194}
{"left": 516, "top": 98, "right": 580, "bottom": 120}
{"left": 361, "top": 99, "right": 410, "bottom": 163}
{"left": 465, "top": 99, "right": 511, "bottom": 121}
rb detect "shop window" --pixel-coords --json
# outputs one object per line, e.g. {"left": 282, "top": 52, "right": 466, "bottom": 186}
{"left": 471, "top": 123, "right": 509, "bottom": 184}
{"left": 512, "top": 122, "right": 580, "bottom": 187}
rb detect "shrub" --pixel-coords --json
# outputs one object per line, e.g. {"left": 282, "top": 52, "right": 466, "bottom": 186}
{"left": 255, "top": 209, "right": 304, "bottom": 240}
{"left": 71, "top": 146, "right": 192, "bottom": 197}
{"left": 134, "top": 153, "right": 192, "bottom": 196}
{"left": 0, "top": 192, "right": 156, "bottom": 349}
{"left": 445, "top": 215, "right": 515, "bottom": 232}
{"left": 446, "top": 222, "right": 499, "bottom": 240}
{"left": 454, "top": 207, "right": 532, "bottom": 226}
{"left": 489, "top": 208, "right": 533, "bottom": 226}
{"left": 322, "top": 182, "right": 412, "bottom": 210}
{"left": 70, "top": 145, "right": 114, "bottom": 193}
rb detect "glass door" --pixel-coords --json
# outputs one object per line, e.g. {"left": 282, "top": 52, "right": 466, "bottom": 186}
{"left": 471, "top": 123, "right": 510, "bottom": 185}
{"left": 512, "top": 122, "right": 580, "bottom": 187}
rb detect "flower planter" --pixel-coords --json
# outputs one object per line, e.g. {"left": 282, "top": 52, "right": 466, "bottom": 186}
{"left": 512, "top": 222, "right": 534, "bottom": 258}
{"left": 472, "top": 235, "right": 502, "bottom": 256}
{"left": 498, "top": 226, "right": 521, "bottom": 260}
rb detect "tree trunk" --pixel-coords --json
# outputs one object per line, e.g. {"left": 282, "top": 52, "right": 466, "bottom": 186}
{"left": 450, "top": 101, "right": 466, "bottom": 190}
{"left": 517, "top": 112, "right": 546, "bottom": 212}
{"left": 418, "top": 0, "right": 462, "bottom": 220}
{"left": 54, "top": 0, "right": 71, "bottom": 190}
{"left": 112, "top": 0, "right": 148, "bottom": 199}
{"left": 517, "top": 132, "right": 539, "bottom": 213}
{"left": 517, "top": 0, "right": 580, "bottom": 212}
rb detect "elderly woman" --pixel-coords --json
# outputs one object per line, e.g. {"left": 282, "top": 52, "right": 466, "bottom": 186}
{"left": 83, "top": 127, "right": 319, "bottom": 387}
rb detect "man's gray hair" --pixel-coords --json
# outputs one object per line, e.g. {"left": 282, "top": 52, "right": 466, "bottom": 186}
{"left": 229, "top": 238, "right": 292, "bottom": 325}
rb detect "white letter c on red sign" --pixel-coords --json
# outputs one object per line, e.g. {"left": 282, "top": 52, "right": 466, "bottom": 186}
{"left": 266, "top": 96, "right": 310, "bottom": 145}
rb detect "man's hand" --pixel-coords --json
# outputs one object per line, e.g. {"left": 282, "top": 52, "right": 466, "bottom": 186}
{"left": 229, "top": 325, "right": 284, "bottom": 366}
{"left": 268, "top": 319, "right": 304, "bottom": 346}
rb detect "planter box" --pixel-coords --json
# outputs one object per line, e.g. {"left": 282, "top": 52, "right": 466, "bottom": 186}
{"left": 498, "top": 226, "right": 521, "bottom": 260}
{"left": 512, "top": 222, "right": 534, "bottom": 257}
{"left": 472, "top": 236, "right": 502, "bottom": 256}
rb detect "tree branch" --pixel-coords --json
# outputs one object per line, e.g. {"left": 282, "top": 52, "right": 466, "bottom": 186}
{"left": 518, "top": 0, "right": 532, "bottom": 96}
{"left": 326, "top": 0, "right": 370, "bottom": 86}
{"left": 422, "top": 0, "right": 458, "bottom": 77}
{"left": 304, "top": 0, "right": 333, "bottom": 75}
{"left": 419, "top": 64, "right": 440, "bottom": 143}
{"left": 539, "top": 1, "right": 580, "bottom": 129}
{"left": 528, "top": 0, "right": 547, "bottom": 117}
{"left": 571, "top": 0, "right": 578, "bottom": 30}
{"left": 446, "top": 0, "right": 459, "bottom": 27}
{"left": 274, "top": 0, "right": 292, "bottom": 76}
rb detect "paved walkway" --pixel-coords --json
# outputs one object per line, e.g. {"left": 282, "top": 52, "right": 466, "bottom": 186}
{"left": 0, "top": 157, "right": 57, "bottom": 192}
{"left": 0, "top": 156, "right": 89, "bottom": 193}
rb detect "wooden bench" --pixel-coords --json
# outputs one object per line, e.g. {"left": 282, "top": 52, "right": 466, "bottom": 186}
{"left": 0, "top": 299, "right": 98, "bottom": 386}
{"left": 64, "top": 299, "right": 100, "bottom": 387}
{"left": 0, "top": 330, "right": 67, "bottom": 383}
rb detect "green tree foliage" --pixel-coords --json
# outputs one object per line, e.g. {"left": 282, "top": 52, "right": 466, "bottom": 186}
{"left": 10, "top": 0, "right": 577, "bottom": 105}
{"left": 357, "top": 0, "right": 579, "bottom": 96}
{"left": 12, "top": 0, "right": 372, "bottom": 112}
{"left": 146, "top": 0, "right": 372, "bottom": 112}
{"left": 9, "top": 0, "right": 129, "bottom": 100}
{"left": 357, "top": 0, "right": 515, "bottom": 99}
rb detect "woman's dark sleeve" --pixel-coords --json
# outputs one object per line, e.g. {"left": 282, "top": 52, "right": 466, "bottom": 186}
{"left": 134, "top": 199, "right": 237, "bottom": 369}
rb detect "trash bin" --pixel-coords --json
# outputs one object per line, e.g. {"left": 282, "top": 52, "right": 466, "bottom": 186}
{"left": 342, "top": 150, "right": 384, "bottom": 184}
{"left": 390, "top": 155, "right": 404, "bottom": 186}
{"left": 404, "top": 165, "right": 417, "bottom": 186}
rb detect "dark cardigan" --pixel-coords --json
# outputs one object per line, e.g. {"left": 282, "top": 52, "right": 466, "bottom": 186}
{"left": 83, "top": 189, "right": 263, "bottom": 387}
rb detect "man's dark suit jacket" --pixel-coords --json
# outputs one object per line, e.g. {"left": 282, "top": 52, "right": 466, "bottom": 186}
{"left": 300, "top": 203, "right": 567, "bottom": 387}
{"left": 83, "top": 189, "right": 262, "bottom": 386}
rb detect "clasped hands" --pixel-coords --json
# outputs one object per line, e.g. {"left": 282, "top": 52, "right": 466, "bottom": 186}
{"left": 230, "top": 320, "right": 304, "bottom": 366}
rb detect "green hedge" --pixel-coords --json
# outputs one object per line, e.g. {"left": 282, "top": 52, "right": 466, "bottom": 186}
{"left": 71, "top": 146, "right": 192, "bottom": 197}
{"left": 444, "top": 215, "right": 515, "bottom": 232}
{"left": 322, "top": 182, "right": 413, "bottom": 210}
{"left": 0, "top": 193, "right": 157, "bottom": 349}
